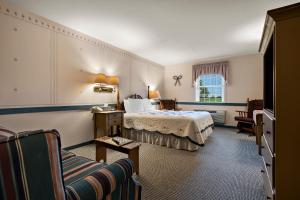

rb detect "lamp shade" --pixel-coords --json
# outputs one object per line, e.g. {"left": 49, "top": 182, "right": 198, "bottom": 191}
{"left": 107, "top": 76, "right": 119, "bottom": 86}
{"left": 95, "top": 73, "right": 107, "bottom": 84}
{"left": 149, "top": 90, "right": 161, "bottom": 99}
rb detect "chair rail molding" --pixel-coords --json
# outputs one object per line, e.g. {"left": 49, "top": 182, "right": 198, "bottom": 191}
{"left": 177, "top": 102, "right": 247, "bottom": 106}
{"left": 0, "top": 104, "right": 116, "bottom": 115}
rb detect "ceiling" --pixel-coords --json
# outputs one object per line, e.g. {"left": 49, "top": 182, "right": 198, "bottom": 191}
{"left": 6, "top": 0, "right": 299, "bottom": 65}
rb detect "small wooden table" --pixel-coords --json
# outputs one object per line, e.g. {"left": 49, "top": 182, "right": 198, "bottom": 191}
{"left": 95, "top": 136, "right": 141, "bottom": 175}
{"left": 93, "top": 111, "right": 124, "bottom": 138}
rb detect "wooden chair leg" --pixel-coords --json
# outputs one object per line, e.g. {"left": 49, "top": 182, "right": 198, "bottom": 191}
{"left": 236, "top": 122, "right": 242, "bottom": 133}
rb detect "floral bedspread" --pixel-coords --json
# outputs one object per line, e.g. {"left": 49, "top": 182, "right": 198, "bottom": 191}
{"left": 124, "top": 110, "right": 214, "bottom": 145}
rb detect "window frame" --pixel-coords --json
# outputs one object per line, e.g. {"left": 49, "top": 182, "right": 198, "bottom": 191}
{"left": 195, "top": 74, "right": 225, "bottom": 103}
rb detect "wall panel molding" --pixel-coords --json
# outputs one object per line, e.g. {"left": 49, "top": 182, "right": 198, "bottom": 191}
{"left": 0, "top": 1, "right": 165, "bottom": 108}
{"left": 50, "top": 31, "right": 55, "bottom": 104}
{"left": 0, "top": 1, "right": 165, "bottom": 147}
{"left": 0, "top": 12, "right": 52, "bottom": 106}
{"left": 0, "top": 1, "right": 163, "bottom": 68}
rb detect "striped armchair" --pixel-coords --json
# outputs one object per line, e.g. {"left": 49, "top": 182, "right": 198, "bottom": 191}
{"left": 0, "top": 127, "right": 141, "bottom": 200}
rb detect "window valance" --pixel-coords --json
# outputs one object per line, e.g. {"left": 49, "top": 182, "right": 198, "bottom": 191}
{"left": 192, "top": 61, "right": 229, "bottom": 85}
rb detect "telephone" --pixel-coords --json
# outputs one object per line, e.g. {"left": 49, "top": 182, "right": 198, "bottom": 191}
{"left": 91, "top": 106, "right": 103, "bottom": 113}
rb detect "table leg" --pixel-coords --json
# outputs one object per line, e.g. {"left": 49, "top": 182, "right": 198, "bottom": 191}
{"left": 128, "top": 148, "right": 139, "bottom": 175}
{"left": 96, "top": 143, "right": 107, "bottom": 162}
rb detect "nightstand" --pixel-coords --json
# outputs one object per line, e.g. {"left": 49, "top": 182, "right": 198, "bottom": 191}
{"left": 93, "top": 111, "right": 124, "bottom": 138}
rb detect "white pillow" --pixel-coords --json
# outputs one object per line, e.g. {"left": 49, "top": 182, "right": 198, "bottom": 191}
{"left": 143, "top": 99, "right": 156, "bottom": 112}
{"left": 124, "top": 99, "right": 131, "bottom": 113}
{"left": 125, "top": 99, "right": 144, "bottom": 113}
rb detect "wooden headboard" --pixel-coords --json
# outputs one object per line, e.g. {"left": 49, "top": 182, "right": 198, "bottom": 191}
{"left": 127, "top": 94, "right": 143, "bottom": 99}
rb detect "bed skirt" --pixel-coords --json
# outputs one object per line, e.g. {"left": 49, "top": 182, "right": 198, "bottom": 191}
{"left": 123, "top": 128, "right": 212, "bottom": 151}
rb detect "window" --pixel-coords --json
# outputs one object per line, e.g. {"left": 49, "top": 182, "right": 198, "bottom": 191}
{"left": 196, "top": 74, "right": 225, "bottom": 103}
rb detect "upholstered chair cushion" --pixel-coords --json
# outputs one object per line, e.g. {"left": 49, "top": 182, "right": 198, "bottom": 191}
{"left": 65, "top": 158, "right": 141, "bottom": 200}
{"left": 0, "top": 128, "right": 66, "bottom": 200}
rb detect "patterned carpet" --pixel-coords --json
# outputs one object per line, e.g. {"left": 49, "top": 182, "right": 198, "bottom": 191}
{"left": 71, "top": 127, "right": 265, "bottom": 200}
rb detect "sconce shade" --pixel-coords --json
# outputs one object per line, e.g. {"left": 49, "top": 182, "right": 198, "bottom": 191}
{"left": 107, "top": 76, "right": 120, "bottom": 86}
{"left": 149, "top": 90, "right": 161, "bottom": 99}
{"left": 95, "top": 73, "right": 107, "bottom": 84}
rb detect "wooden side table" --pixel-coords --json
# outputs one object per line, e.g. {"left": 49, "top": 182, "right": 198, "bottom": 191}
{"left": 95, "top": 136, "right": 141, "bottom": 175}
{"left": 93, "top": 111, "right": 124, "bottom": 138}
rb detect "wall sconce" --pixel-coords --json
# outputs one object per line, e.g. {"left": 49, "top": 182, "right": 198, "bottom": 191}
{"left": 94, "top": 73, "right": 121, "bottom": 110}
{"left": 94, "top": 73, "right": 115, "bottom": 93}
{"left": 106, "top": 76, "right": 120, "bottom": 86}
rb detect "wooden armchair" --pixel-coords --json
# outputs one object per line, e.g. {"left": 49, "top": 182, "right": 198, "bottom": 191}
{"left": 234, "top": 98, "right": 263, "bottom": 134}
{"left": 160, "top": 99, "right": 179, "bottom": 110}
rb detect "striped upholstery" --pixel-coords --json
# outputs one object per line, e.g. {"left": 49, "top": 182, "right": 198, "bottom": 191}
{"left": 65, "top": 158, "right": 141, "bottom": 200}
{"left": 0, "top": 128, "right": 141, "bottom": 200}
{"left": 61, "top": 149, "right": 76, "bottom": 161}
{"left": 0, "top": 128, "right": 66, "bottom": 200}
{"left": 63, "top": 156, "right": 107, "bottom": 185}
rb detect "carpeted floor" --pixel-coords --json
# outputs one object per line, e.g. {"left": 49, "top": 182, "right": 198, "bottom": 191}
{"left": 70, "top": 127, "right": 265, "bottom": 200}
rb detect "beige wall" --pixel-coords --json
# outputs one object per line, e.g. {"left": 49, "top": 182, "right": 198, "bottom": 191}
{"left": 0, "top": 2, "right": 164, "bottom": 147}
{"left": 164, "top": 54, "right": 263, "bottom": 125}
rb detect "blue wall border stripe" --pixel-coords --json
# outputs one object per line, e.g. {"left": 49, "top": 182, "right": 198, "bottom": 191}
{"left": 177, "top": 102, "right": 247, "bottom": 106}
{"left": 0, "top": 104, "right": 116, "bottom": 115}
{"left": 0, "top": 101, "right": 246, "bottom": 115}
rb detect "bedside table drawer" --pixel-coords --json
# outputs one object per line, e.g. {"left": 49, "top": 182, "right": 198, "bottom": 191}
{"left": 94, "top": 111, "right": 124, "bottom": 138}
{"left": 109, "top": 118, "right": 122, "bottom": 126}
{"left": 109, "top": 112, "right": 122, "bottom": 120}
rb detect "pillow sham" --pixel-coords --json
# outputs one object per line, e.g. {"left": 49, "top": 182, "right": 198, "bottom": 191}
{"left": 125, "top": 99, "right": 144, "bottom": 113}
{"left": 124, "top": 99, "right": 131, "bottom": 113}
{"left": 143, "top": 99, "right": 156, "bottom": 112}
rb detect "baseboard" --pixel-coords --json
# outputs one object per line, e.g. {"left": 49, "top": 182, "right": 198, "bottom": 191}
{"left": 214, "top": 124, "right": 237, "bottom": 129}
{"left": 63, "top": 140, "right": 94, "bottom": 151}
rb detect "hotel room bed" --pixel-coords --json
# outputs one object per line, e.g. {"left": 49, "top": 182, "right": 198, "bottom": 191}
{"left": 122, "top": 96, "right": 214, "bottom": 151}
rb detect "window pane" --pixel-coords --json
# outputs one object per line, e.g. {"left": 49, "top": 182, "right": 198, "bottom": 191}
{"left": 215, "top": 87, "right": 221, "bottom": 95}
{"left": 199, "top": 79, "right": 203, "bottom": 86}
{"left": 212, "top": 96, "right": 216, "bottom": 102}
{"left": 198, "top": 74, "right": 224, "bottom": 103}
{"left": 209, "top": 75, "right": 212, "bottom": 85}
{"left": 216, "top": 76, "right": 222, "bottom": 85}
{"left": 210, "top": 87, "right": 215, "bottom": 98}
{"left": 203, "top": 76, "right": 209, "bottom": 85}
{"left": 211, "top": 75, "right": 216, "bottom": 85}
